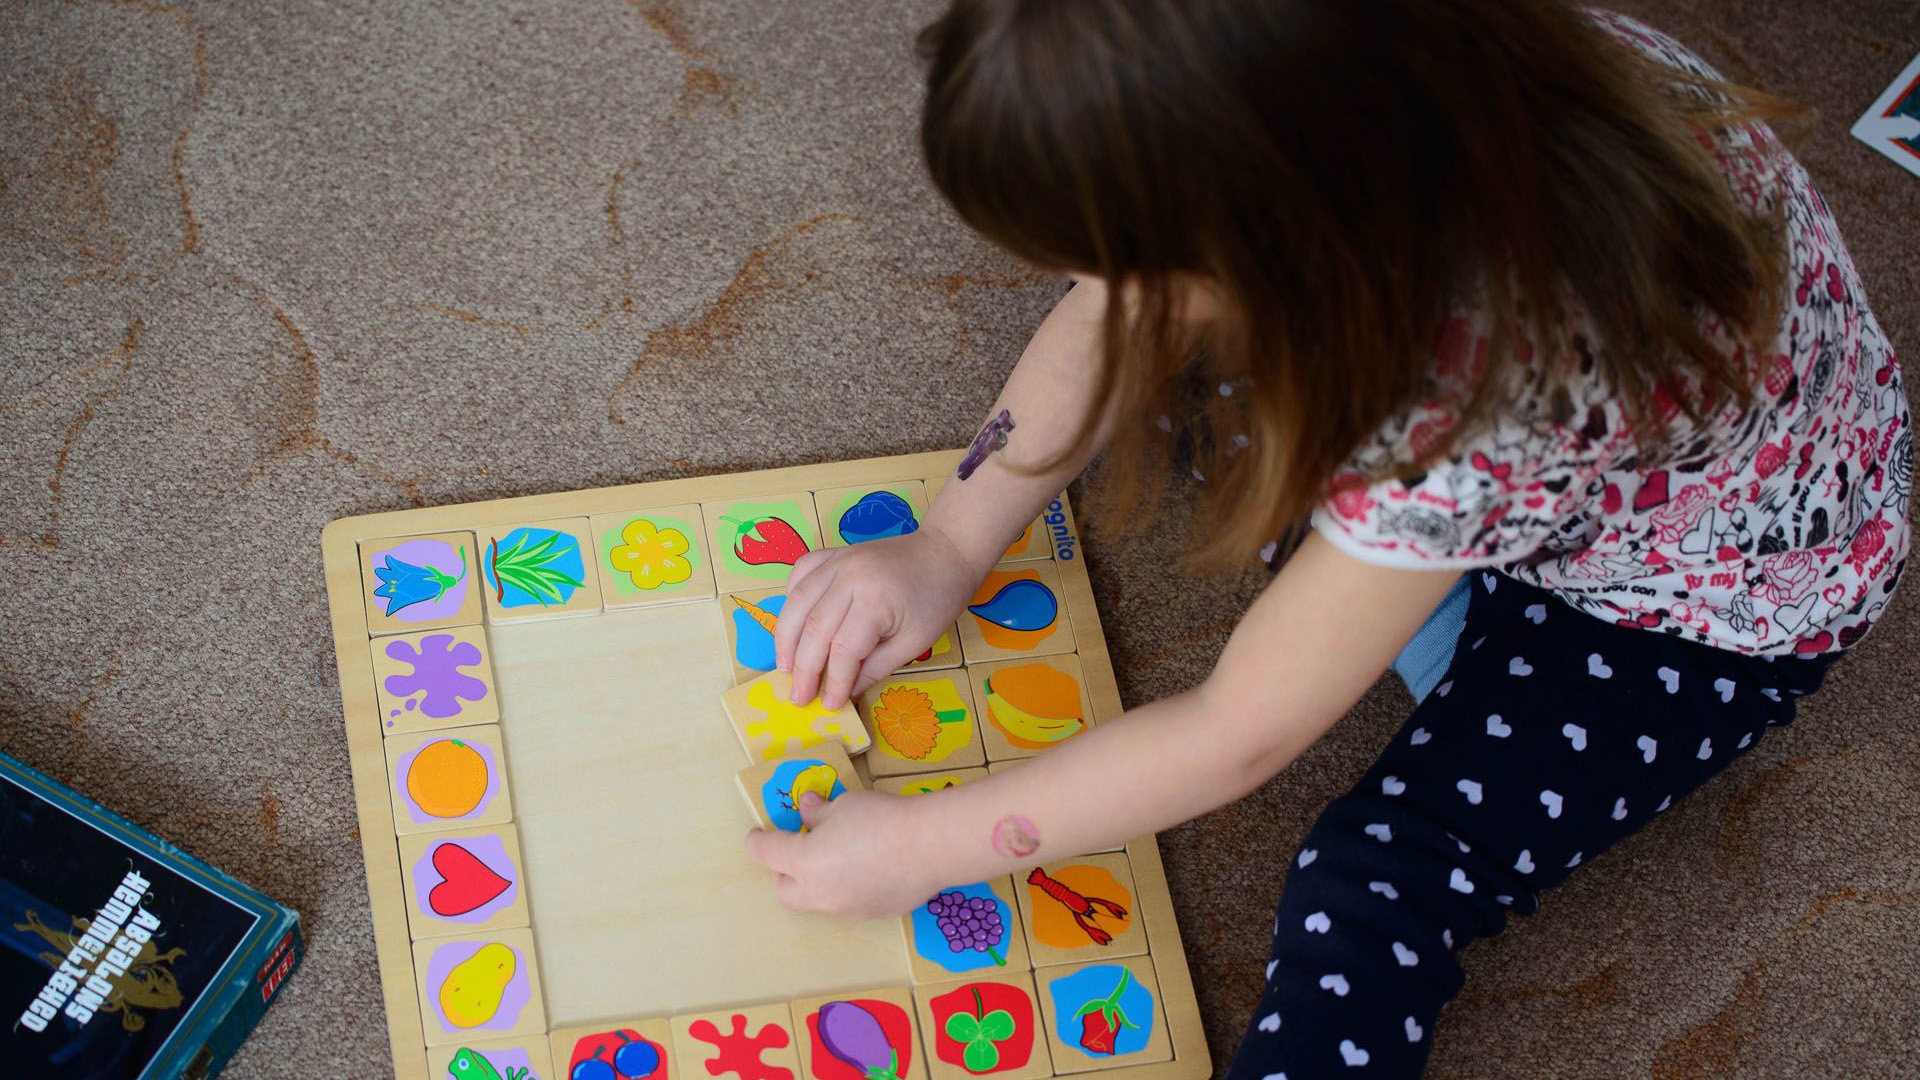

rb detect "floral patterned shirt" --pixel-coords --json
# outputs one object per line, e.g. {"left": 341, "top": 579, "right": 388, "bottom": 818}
{"left": 1310, "top": 12, "right": 1910, "bottom": 656}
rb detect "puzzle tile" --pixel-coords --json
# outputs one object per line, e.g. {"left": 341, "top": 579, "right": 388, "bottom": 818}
{"left": 551, "top": 1018, "right": 676, "bottom": 1080}
{"left": 912, "top": 970, "right": 1051, "bottom": 1080}
{"left": 872, "top": 768, "right": 989, "bottom": 797}
{"left": 478, "top": 517, "right": 604, "bottom": 622}
{"left": 703, "top": 494, "right": 822, "bottom": 593}
{"left": 1013, "top": 852, "right": 1146, "bottom": 966}
{"left": 902, "top": 876, "right": 1030, "bottom": 984}
{"left": 670, "top": 1003, "right": 802, "bottom": 1080}
{"left": 897, "top": 622, "right": 964, "bottom": 674}
{"left": 720, "top": 586, "right": 788, "bottom": 684}
{"left": 721, "top": 671, "right": 872, "bottom": 762}
{"left": 398, "top": 824, "right": 530, "bottom": 939}
{"left": 1034, "top": 956, "right": 1171, "bottom": 1073}
{"left": 412, "top": 927, "right": 547, "bottom": 1046}
{"left": 360, "top": 530, "right": 485, "bottom": 636}
{"left": 966, "top": 655, "right": 1095, "bottom": 762}
{"left": 386, "top": 725, "right": 514, "bottom": 835}
{"left": 791, "top": 986, "right": 927, "bottom": 1080}
{"left": 736, "top": 742, "right": 863, "bottom": 832}
{"left": 371, "top": 624, "right": 499, "bottom": 736}
{"left": 428, "top": 1037, "right": 558, "bottom": 1080}
{"left": 592, "top": 504, "right": 716, "bottom": 609}
{"left": 955, "top": 564, "right": 1075, "bottom": 664}
{"left": 857, "top": 672, "right": 985, "bottom": 777}
{"left": 814, "top": 481, "right": 929, "bottom": 548}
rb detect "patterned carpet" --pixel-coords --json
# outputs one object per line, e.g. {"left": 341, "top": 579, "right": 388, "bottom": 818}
{"left": 2, "top": 1, "right": 1915, "bottom": 1076}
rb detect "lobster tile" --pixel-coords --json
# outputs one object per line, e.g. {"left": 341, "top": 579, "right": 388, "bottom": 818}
{"left": 900, "top": 875, "right": 1031, "bottom": 985}
{"left": 735, "top": 741, "right": 864, "bottom": 833}
{"left": 701, "top": 493, "right": 823, "bottom": 593}
{"left": 790, "top": 985, "right": 928, "bottom": 1080}
{"left": 813, "top": 480, "right": 930, "bottom": 548}
{"left": 911, "top": 969, "right": 1052, "bottom": 1080}
{"left": 1013, "top": 852, "right": 1149, "bottom": 967}
{"left": 856, "top": 671, "right": 987, "bottom": 778}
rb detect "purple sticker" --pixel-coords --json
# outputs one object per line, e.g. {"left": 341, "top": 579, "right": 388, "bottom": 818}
{"left": 384, "top": 634, "right": 489, "bottom": 719}
{"left": 369, "top": 538, "right": 472, "bottom": 623}
{"left": 423, "top": 939, "right": 533, "bottom": 1034}
{"left": 411, "top": 834, "right": 520, "bottom": 925}
{"left": 957, "top": 409, "right": 1015, "bottom": 481}
{"left": 392, "top": 736, "right": 503, "bottom": 826}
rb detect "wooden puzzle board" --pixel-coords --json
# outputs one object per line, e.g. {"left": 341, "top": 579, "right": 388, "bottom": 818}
{"left": 322, "top": 450, "right": 1210, "bottom": 1080}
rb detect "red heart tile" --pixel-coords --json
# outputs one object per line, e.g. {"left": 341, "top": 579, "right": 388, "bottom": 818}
{"left": 427, "top": 841, "right": 511, "bottom": 917}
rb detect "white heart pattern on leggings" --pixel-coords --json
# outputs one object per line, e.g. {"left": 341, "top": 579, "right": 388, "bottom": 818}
{"left": 1482, "top": 572, "right": 1498, "bottom": 593}
{"left": 1304, "top": 911, "right": 1331, "bottom": 934}
{"left": 1566, "top": 851, "right": 1583, "bottom": 868}
{"left": 1266, "top": 959, "right": 1277, "bottom": 979}
{"left": 1298, "top": 848, "right": 1318, "bottom": 868}
{"left": 1486, "top": 714, "right": 1513, "bottom": 737}
{"left": 1320, "top": 974, "right": 1350, "bottom": 996}
{"left": 1456, "top": 779, "right": 1484, "bottom": 805}
{"left": 1410, "top": 727, "right": 1432, "bottom": 746}
{"left": 1381, "top": 775, "right": 1407, "bottom": 796}
{"left": 1562, "top": 723, "right": 1587, "bottom": 751}
{"left": 1448, "top": 868, "right": 1474, "bottom": 894}
{"left": 1508, "top": 656, "right": 1534, "bottom": 676}
{"left": 1714, "top": 677, "right": 1736, "bottom": 703}
{"left": 1364, "top": 823, "right": 1393, "bottom": 842}
{"left": 1514, "top": 848, "right": 1535, "bottom": 873}
{"left": 1434, "top": 680, "right": 1453, "bottom": 698}
{"left": 1369, "top": 880, "right": 1399, "bottom": 899}
{"left": 1637, "top": 735, "right": 1658, "bottom": 763}
{"left": 1698, "top": 737, "right": 1713, "bottom": 760}
{"left": 1257, "top": 1011, "right": 1281, "bottom": 1033}
{"left": 1612, "top": 797, "right": 1628, "bottom": 821}
{"left": 1405, "top": 1016, "right": 1424, "bottom": 1042}
{"left": 1392, "top": 941, "right": 1419, "bottom": 967}
{"left": 1525, "top": 603, "right": 1547, "bottom": 624}
{"left": 1340, "top": 1040, "right": 1370, "bottom": 1067}
{"left": 1588, "top": 653, "right": 1614, "bottom": 679}
{"left": 1738, "top": 732, "right": 1753, "bottom": 749}
{"left": 1658, "top": 666, "right": 1681, "bottom": 693}
{"left": 1540, "top": 789, "right": 1564, "bottom": 818}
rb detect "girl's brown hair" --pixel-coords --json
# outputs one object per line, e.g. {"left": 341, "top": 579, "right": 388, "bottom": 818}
{"left": 918, "top": 0, "right": 1797, "bottom": 567}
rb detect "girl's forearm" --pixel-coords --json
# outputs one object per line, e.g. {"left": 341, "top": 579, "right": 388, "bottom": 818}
{"left": 896, "top": 683, "right": 1317, "bottom": 885}
{"left": 925, "top": 280, "right": 1116, "bottom": 577}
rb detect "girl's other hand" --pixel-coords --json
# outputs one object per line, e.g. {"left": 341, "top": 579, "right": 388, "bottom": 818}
{"left": 774, "top": 524, "right": 978, "bottom": 708}
{"left": 745, "top": 789, "right": 941, "bottom": 918}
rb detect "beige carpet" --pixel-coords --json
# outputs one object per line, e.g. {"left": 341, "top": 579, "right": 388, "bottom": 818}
{"left": 2, "top": 1, "right": 1915, "bottom": 1076}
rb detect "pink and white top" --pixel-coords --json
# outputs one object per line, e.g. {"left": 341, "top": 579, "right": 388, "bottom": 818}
{"left": 1311, "top": 13, "right": 1910, "bottom": 656}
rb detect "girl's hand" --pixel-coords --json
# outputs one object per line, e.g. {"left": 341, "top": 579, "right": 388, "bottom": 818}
{"left": 775, "top": 524, "right": 979, "bottom": 708}
{"left": 745, "top": 790, "right": 943, "bottom": 919}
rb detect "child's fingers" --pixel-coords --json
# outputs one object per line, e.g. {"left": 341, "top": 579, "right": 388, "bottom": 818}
{"left": 773, "top": 559, "right": 836, "bottom": 673}
{"left": 819, "top": 616, "right": 886, "bottom": 710}
{"left": 744, "top": 826, "right": 800, "bottom": 876}
{"left": 848, "top": 635, "right": 934, "bottom": 700}
{"left": 788, "top": 585, "right": 856, "bottom": 705}
{"left": 794, "top": 790, "right": 834, "bottom": 831}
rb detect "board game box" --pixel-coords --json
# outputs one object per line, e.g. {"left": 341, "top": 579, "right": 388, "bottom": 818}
{"left": 0, "top": 750, "right": 304, "bottom": 1079}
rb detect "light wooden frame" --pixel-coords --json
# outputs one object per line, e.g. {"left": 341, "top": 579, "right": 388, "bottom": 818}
{"left": 322, "top": 450, "right": 1210, "bottom": 1080}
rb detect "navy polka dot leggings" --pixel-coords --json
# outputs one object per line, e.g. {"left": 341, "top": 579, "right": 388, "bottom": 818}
{"left": 1225, "top": 570, "right": 1835, "bottom": 1078}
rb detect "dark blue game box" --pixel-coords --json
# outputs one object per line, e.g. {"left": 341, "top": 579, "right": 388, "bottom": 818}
{"left": 1, "top": 750, "right": 303, "bottom": 1079}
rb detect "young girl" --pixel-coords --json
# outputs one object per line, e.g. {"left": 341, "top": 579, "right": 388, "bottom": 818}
{"left": 746, "top": 1, "right": 1909, "bottom": 1074}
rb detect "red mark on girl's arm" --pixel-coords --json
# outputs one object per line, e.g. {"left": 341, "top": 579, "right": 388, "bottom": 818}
{"left": 990, "top": 814, "right": 1040, "bottom": 859}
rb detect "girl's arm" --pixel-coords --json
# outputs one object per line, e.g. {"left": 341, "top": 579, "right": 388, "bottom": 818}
{"left": 748, "top": 531, "right": 1461, "bottom": 917}
{"left": 774, "top": 279, "right": 1117, "bottom": 708}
